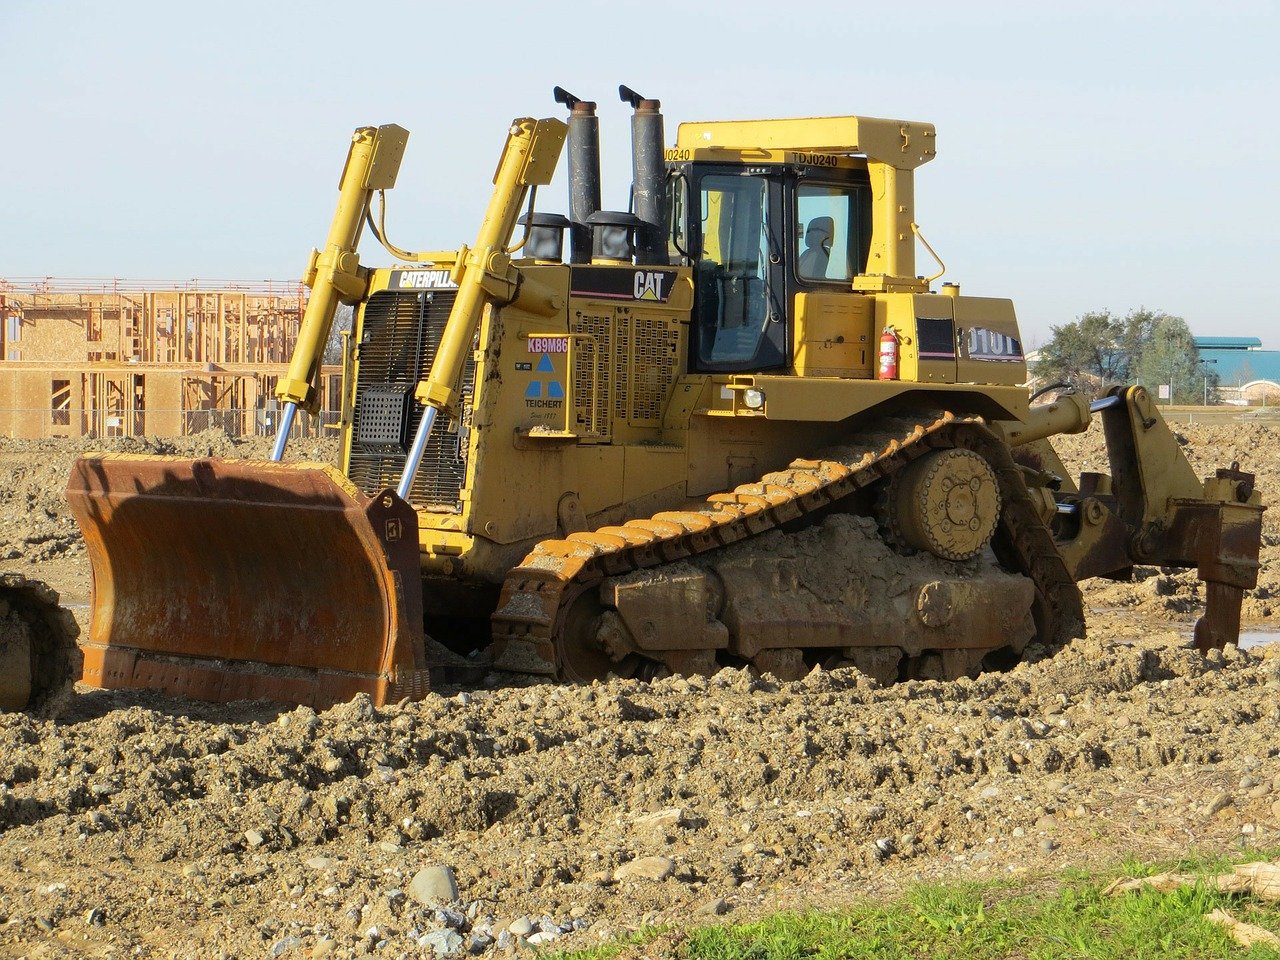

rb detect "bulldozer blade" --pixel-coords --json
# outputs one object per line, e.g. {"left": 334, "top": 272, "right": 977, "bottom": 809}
{"left": 66, "top": 454, "right": 429, "bottom": 708}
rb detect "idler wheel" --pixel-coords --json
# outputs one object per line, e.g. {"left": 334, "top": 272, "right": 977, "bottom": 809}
{"left": 554, "top": 587, "right": 641, "bottom": 683}
{"left": 891, "top": 448, "right": 1001, "bottom": 561}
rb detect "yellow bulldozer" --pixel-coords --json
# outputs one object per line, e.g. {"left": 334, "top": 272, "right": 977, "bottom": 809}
{"left": 0, "top": 573, "right": 80, "bottom": 712}
{"left": 66, "top": 88, "right": 1264, "bottom": 707}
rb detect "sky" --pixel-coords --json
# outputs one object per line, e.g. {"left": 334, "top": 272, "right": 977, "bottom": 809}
{"left": 2, "top": 0, "right": 1276, "bottom": 348}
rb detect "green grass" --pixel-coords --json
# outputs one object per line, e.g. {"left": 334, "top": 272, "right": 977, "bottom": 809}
{"left": 550, "top": 850, "right": 1280, "bottom": 959}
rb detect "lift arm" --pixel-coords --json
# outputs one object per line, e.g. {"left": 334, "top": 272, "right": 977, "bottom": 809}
{"left": 270, "top": 124, "right": 408, "bottom": 460}
{"left": 397, "top": 116, "right": 567, "bottom": 496}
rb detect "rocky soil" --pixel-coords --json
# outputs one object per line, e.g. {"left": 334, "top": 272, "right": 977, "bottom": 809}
{"left": 0, "top": 418, "right": 1277, "bottom": 958}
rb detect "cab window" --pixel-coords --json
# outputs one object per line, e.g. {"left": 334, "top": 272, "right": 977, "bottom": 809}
{"left": 795, "top": 182, "right": 869, "bottom": 283}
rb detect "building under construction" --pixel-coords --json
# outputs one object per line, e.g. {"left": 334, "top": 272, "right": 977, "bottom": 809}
{"left": 0, "top": 278, "right": 341, "bottom": 439}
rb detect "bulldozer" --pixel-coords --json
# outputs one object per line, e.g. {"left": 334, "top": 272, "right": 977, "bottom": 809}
{"left": 0, "top": 572, "right": 81, "bottom": 712}
{"left": 66, "top": 88, "right": 1264, "bottom": 706}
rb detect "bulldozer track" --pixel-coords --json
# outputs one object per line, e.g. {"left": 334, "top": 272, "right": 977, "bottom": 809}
{"left": 492, "top": 412, "right": 1085, "bottom": 680}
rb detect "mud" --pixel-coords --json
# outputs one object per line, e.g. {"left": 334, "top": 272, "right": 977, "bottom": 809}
{"left": 0, "top": 420, "right": 1276, "bottom": 957}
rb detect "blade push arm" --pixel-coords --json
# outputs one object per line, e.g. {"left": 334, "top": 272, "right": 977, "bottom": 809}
{"left": 397, "top": 116, "right": 567, "bottom": 497}
{"left": 271, "top": 124, "right": 408, "bottom": 460}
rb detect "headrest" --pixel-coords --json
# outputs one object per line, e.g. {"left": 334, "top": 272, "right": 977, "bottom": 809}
{"left": 806, "top": 217, "right": 834, "bottom": 243}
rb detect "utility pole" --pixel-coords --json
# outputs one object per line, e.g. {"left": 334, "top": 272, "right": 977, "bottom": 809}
{"left": 1201, "top": 358, "right": 1217, "bottom": 406}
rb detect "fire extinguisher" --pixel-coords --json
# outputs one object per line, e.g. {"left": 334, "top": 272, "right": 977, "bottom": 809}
{"left": 878, "top": 326, "right": 900, "bottom": 380}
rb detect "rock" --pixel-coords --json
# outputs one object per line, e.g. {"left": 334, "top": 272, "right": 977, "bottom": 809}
{"left": 873, "top": 837, "right": 895, "bottom": 860}
{"left": 465, "top": 932, "right": 493, "bottom": 954}
{"left": 311, "top": 940, "right": 337, "bottom": 960}
{"left": 433, "top": 907, "right": 466, "bottom": 930}
{"left": 408, "top": 864, "right": 460, "bottom": 907}
{"left": 244, "top": 829, "right": 266, "bottom": 848}
{"left": 1040, "top": 839, "right": 1058, "bottom": 853}
{"left": 1205, "top": 791, "right": 1235, "bottom": 818}
{"left": 507, "top": 916, "right": 535, "bottom": 937}
{"left": 419, "top": 928, "right": 464, "bottom": 955}
{"left": 632, "top": 807, "right": 685, "bottom": 831}
{"left": 305, "top": 856, "right": 340, "bottom": 871}
{"left": 615, "top": 856, "right": 676, "bottom": 881}
{"left": 84, "top": 907, "right": 106, "bottom": 926}
{"left": 270, "top": 935, "right": 303, "bottom": 957}
{"left": 695, "top": 897, "right": 730, "bottom": 917}
{"left": 378, "top": 841, "right": 404, "bottom": 854}
{"left": 1012, "top": 827, "right": 1026, "bottom": 838}
{"left": 528, "top": 930, "right": 560, "bottom": 945}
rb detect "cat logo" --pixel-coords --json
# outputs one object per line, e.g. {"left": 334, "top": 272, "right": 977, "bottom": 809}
{"left": 633, "top": 270, "right": 668, "bottom": 301}
{"left": 391, "top": 269, "right": 458, "bottom": 290}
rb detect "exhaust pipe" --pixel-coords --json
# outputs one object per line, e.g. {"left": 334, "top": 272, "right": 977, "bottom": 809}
{"left": 553, "top": 86, "right": 601, "bottom": 265}
{"left": 619, "top": 84, "right": 666, "bottom": 265}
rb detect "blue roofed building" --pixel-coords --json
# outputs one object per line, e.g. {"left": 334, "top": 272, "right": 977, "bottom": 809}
{"left": 1193, "top": 336, "right": 1280, "bottom": 404}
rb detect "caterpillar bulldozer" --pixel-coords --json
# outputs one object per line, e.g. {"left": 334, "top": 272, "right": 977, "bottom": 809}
{"left": 0, "top": 572, "right": 81, "bottom": 712}
{"left": 66, "top": 88, "right": 1264, "bottom": 707}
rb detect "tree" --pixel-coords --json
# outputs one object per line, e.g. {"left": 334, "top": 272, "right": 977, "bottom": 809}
{"left": 1132, "top": 314, "right": 1218, "bottom": 404}
{"left": 322, "top": 304, "right": 354, "bottom": 366}
{"left": 1033, "top": 310, "right": 1134, "bottom": 393}
{"left": 1032, "top": 307, "right": 1210, "bottom": 401}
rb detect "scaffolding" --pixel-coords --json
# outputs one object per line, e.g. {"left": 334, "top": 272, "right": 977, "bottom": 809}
{"left": 0, "top": 278, "right": 340, "bottom": 440}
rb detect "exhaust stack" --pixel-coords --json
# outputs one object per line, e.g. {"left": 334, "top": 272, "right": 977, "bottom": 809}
{"left": 553, "top": 86, "right": 601, "bottom": 264}
{"left": 619, "top": 85, "right": 666, "bottom": 265}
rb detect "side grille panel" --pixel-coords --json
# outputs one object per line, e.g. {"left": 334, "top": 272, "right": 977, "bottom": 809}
{"left": 568, "top": 310, "right": 614, "bottom": 438}
{"left": 629, "top": 314, "right": 680, "bottom": 422}
{"left": 567, "top": 307, "right": 680, "bottom": 429}
{"left": 347, "top": 290, "right": 474, "bottom": 513}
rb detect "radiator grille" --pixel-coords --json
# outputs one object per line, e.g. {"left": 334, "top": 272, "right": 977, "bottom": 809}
{"left": 347, "top": 290, "right": 474, "bottom": 512}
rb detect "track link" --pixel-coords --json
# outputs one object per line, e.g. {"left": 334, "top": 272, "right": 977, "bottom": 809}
{"left": 491, "top": 413, "right": 1084, "bottom": 681}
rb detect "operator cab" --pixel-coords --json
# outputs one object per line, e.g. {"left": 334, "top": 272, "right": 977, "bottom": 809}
{"left": 668, "top": 159, "right": 872, "bottom": 374}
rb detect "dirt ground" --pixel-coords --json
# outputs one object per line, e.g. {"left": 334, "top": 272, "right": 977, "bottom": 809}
{"left": 0, "top": 417, "right": 1277, "bottom": 959}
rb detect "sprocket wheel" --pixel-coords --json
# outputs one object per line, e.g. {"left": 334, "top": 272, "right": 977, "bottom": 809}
{"left": 887, "top": 447, "right": 1001, "bottom": 561}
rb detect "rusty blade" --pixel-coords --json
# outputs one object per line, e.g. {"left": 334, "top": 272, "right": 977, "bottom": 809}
{"left": 66, "top": 455, "right": 428, "bottom": 708}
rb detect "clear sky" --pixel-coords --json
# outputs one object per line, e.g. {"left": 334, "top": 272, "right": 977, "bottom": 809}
{"left": 3, "top": 0, "right": 1276, "bottom": 347}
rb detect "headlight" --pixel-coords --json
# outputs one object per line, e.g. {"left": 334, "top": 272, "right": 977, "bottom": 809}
{"left": 743, "top": 387, "right": 765, "bottom": 410}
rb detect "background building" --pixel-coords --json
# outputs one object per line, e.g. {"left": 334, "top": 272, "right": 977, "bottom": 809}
{"left": 1194, "top": 337, "right": 1280, "bottom": 405}
{"left": 0, "top": 278, "right": 341, "bottom": 439}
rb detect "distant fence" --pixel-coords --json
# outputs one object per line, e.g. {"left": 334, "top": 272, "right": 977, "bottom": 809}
{"left": 0, "top": 407, "right": 341, "bottom": 441}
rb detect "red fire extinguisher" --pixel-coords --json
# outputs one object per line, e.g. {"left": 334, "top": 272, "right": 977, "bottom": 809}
{"left": 878, "top": 327, "right": 900, "bottom": 380}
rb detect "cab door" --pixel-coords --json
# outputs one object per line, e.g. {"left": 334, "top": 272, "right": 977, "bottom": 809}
{"left": 689, "top": 168, "right": 787, "bottom": 372}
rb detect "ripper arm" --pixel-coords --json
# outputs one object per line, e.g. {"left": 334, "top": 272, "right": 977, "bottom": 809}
{"left": 1017, "top": 386, "right": 1264, "bottom": 651}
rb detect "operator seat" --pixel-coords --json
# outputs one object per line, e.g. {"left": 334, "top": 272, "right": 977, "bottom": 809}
{"left": 798, "top": 216, "right": 833, "bottom": 279}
